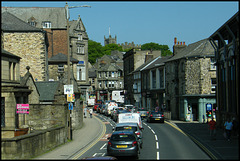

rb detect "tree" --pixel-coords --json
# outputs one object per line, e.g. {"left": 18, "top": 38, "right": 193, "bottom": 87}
{"left": 141, "top": 42, "right": 172, "bottom": 56}
{"left": 102, "top": 44, "right": 123, "bottom": 55}
{"left": 88, "top": 40, "right": 104, "bottom": 64}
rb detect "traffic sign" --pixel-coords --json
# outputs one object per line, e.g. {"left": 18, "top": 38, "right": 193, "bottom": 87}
{"left": 68, "top": 102, "right": 73, "bottom": 110}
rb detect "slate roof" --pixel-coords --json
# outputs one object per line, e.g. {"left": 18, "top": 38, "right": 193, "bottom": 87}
{"left": 1, "top": 7, "right": 66, "bottom": 29}
{"left": 48, "top": 53, "right": 79, "bottom": 64}
{"left": 35, "top": 81, "right": 60, "bottom": 101}
{"left": 142, "top": 56, "right": 171, "bottom": 71}
{"left": 1, "top": 11, "right": 43, "bottom": 32}
{"left": 166, "top": 38, "right": 215, "bottom": 62}
{"left": 1, "top": 49, "right": 21, "bottom": 59}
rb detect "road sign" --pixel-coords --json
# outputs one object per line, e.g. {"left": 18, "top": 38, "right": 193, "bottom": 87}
{"left": 68, "top": 102, "right": 73, "bottom": 110}
{"left": 64, "top": 85, "right": 73, "bottom": 94}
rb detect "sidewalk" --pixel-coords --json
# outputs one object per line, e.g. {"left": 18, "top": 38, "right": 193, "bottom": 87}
{"left": 168, "top": 120, "right": 239, "bottom": 160}
{"left": 34, "top": 113, "right": 103, "bottom": 160}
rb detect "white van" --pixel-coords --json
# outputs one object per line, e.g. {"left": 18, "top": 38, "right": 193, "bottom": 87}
{"left": 117, "top": 113, "right": 143, "bottom": 129}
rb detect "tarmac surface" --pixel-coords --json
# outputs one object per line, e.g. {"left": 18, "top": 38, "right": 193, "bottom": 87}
{"left": 34, "top": 113, "right": 239, "bottom": 160}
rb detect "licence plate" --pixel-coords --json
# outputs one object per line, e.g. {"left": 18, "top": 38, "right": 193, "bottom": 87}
{"left": 141, "top": 114, "right": 146, "bottom": 116}
{"left": 116, "top": 145, "right": 127, "bottom": 148}
{"left": 155, "top": 118, "right": 160, "bottom": 120}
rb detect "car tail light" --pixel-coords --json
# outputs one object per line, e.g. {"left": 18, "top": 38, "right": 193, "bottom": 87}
{"left": 150, "top": 114, "right": 153, "bottom": 117}
{"left": 147, "top": 111, "right": 149, "bottom": 114}
{"left": 132, "top": 141, "right": 137, "bottom": 147}
{"left": 137, "top": 111, "right": 140, "bottom": 113}
{"left": 108, "top": 141, "right": 112, "bottom": 147}
{"left": 162, "top": 114, "right": 164, "bottom": 117}
{"left": 135, "top": 131, "right": 140, "bottom": 137}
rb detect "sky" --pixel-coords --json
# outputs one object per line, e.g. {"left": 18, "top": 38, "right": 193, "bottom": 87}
{"left": 2, "top": 1, "right": 239, "bottom": 52}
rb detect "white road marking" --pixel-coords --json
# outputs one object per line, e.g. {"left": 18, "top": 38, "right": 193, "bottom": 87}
{"left": 155, "top": 135, "right": 158, "bottom": 141}
{"left": 157, "top": 151, "right": 160, "bottom": 160}
{"left": 100, "top": 143, "right": 107, "bottom": 150}
{"left": 156, "top": 142, "right": 159, "bottom": 149}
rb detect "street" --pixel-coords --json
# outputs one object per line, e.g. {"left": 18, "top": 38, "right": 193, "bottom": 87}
{"left": 72, "top": 113, "right": 210, "bottom": 160}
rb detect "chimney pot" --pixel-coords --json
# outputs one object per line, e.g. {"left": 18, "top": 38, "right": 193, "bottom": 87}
{"left": 180, "top": 42, "right": 182, "bottom": 45}
{"left": 174, "top": 37, "right": 177, "bottom": 45}
{"left": 183, "top": 42, "right": 185, "bottom": 45}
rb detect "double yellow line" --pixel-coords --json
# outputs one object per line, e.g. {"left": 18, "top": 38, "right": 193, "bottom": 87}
{"left": 71, "top": 116, "right": 106, "bottom": 159}
{"left": 166, "top": 121, "right": 218, "bottom": 160}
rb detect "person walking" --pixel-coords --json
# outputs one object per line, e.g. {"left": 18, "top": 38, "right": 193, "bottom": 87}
{"left": 89, "top": 108, "right": 93, "bottom": 118}
{"left": 84, "top": 107, "right": 88, "bottom": 118}
{"left": 208, "top": 117, "right": 216, "bottom": 140}
{"left": 224, "top": 118, "right": 233, "bottom": 141}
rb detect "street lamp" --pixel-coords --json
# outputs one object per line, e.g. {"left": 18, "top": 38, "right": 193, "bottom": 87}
{"left": 65, "top": 2, "right": 91, "bottom": 140}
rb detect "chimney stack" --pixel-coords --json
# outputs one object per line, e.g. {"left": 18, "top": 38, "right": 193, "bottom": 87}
{"left": 174, "top": 37, "right": 177, "bottom": 45}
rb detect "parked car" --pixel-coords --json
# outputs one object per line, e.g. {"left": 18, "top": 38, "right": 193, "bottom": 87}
{"left": 97, "top": 104, "right": 103, "bottom": 113}
{"left": 137, "top": 107, "right": 149, "bottom": 119}
{"left": 107, "top": 131, "right": 140, "bottom": 158}
{"left": 101, "top": 105, "right": 107, "bottom": 114}
{"left": 112, "top": 109, "right": 129, "bottom": 122}
{"left": 147, "top": 111, "right": 164, "bottom": 123}
{"left": 94, "top": 103, "right": 101, "bottom": 111}
{"left": 113, "top": 123, "right": 143, "bottom": 148}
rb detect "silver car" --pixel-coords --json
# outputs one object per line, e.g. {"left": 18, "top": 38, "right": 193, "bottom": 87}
{"left": 107, "top": 131, "right": 140, "bottom": 158}
{"left": 113, "top": 123, "right": 143, "bottom": 148}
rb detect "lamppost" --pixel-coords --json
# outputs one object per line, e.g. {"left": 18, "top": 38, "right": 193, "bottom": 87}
{"left": 65, "top": 2, "right": 91, "bottom": 140}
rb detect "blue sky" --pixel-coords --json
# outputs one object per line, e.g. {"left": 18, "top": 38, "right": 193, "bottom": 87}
{"left": 2, "top": 1, "right": 239, "bottom": 51}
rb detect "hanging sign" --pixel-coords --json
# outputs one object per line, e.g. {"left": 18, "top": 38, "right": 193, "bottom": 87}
{"left": 64, "top": 85, "right": 74, "bottom": 94}
{"left": 16, "top": 104, "right": 29, "bottom": 114}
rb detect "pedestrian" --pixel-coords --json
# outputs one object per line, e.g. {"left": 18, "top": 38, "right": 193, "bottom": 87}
{"left": 84, "top": 107, "right": 87, "bottom": 118}
{"left": 208, "top": 117, "right": 216, "bottom": 140}
{"left": 224, "top": 118, "right": 233, "bottom": 141}
{"left": 89, "top": 108, "right": 93, "bottom": 118}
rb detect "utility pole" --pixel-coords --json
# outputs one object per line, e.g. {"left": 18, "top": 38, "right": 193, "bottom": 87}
{"left": 65, "top": 2, "right": 91, "bottom": 140}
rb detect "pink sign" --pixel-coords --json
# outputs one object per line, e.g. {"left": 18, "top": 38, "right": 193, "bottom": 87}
{"left": 16, "top": 104, "right": 29, "bottom": 114}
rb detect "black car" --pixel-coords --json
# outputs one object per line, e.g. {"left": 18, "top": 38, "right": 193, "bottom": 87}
{"left": 147, "top": 111, "right": 164, "bottom": 123}
{"left": 107, "top": 131, "right": 140, "bottom": 158}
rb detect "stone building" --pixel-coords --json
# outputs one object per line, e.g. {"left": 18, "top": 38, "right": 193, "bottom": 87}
{"left": 104, "top": 34, "right": 117, "bottom": 46}
{"left": 1, "top": 11, "right": 49, "bottom": 81}
{"left": 123, "top": 49, "right": 161, "bottom": 104}
{"left": 1, "top": 7, "right": 68, "bottom": 58}
{"left": 69, "top": 15, "right": 90, "bottom": 99}
{"left": 94, "top": 51, "right": 124, "bottom": 101}
{"left": 209, "top": 11, "right": 239, "bottom": 127}
{"left": 165, "top": 38, "right": 216, "bottom": 122}
{"left": 118, "top": 42, "right": 141, "bottom": 51}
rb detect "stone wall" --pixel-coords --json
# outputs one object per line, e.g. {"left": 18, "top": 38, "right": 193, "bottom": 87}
{"left": 3, "top": 32, "right": 47, "bottom": 81}
{"left": 1, "top": 126, "right": 67, "bottom": 159}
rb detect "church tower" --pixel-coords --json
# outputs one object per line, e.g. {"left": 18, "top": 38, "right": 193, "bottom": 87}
{"left": 104, "top": 27, "right": 117, "bottom": 46}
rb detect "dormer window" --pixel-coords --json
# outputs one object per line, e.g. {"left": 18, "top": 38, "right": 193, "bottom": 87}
{"left": 28, "top": 16, "right": 37, "bottom": 27}
{"left": 42, "top": 21, "right": 51, "bottom": 28}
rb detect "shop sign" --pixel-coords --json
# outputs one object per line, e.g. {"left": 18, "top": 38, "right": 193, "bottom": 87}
{"left": 16, "top": 104, "right": 29, "bottom": 114}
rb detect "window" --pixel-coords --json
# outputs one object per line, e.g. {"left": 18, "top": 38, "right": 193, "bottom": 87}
{"left": 99, "top": 81, "right": 102, "bottom": 88}
{"left": 159, "top": 68, "right": 164, "bottom": 89}
{"left": 80, "top": 46, "right": 84, "bottom": 54}
{"left": 29, "top": 21, "right": 36, "bottom": 26}
{"left": 210, "top": 58, "right": 216, "bottom": 70}
{"left": 78, "top": 34, "right": 83, "bottom": 41}
{"left": 1, "top": 97, "right": 5, "bottom": 127}
{"left": 9, "top": 62, "right": 16, "bottom": 80}
{"left": 112, "top": 72, "right": 114, "bottom": 78}
{"left": 77, "top": 65, "right": 86, "bottom": 81}
{"left": 42, "top": 21, "right": 51, "bottom": 28}
{"left": 211, "top": 78, "right": 216, "bottom": 93}
{"left": 58, "top": 64, "right": 64, "bottom": 73}
{"left": 152, "top": 70, "right": 156, "bottom": 89}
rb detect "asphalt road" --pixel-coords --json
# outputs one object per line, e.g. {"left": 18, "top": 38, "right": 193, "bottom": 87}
{"left": 74, "top": 114, "right": 210, "bottom": 160}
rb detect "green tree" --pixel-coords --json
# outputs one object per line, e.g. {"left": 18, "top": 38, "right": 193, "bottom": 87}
{"left": 141, "top": 42, "right": 172, "bottom": 56}
{"left": 88, "top": 40, "right": 104, "bottom": 64}
{"left": 102, "top": 44, "right": 123, "bottom": 55}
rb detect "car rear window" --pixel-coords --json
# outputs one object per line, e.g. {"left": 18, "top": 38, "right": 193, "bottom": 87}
{"left": 116, "top": 126, "right": 137, "bottom": 131}
{"left": 111, "top": 134, "right": 136, "bottom": 141}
